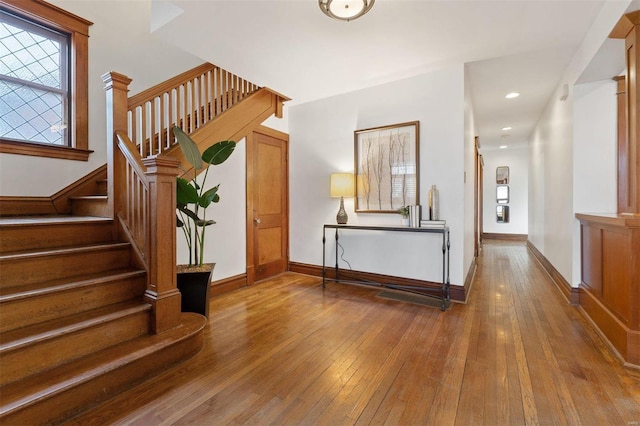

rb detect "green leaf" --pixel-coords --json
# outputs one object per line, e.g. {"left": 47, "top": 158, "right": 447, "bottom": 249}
{"left": 173, "top": 126, "right": 203, "bottom": 170}
{"left": 196, "top": 219, "right": 216, "bottom": 227}
{"left": 202, "top": 141, "right": 236, "bottom": 165}
{"left": 177, "top": 206, "right": 202, "bottom": 223}
{"left": 199, "top": 185, "right": 220, "bottom": 208}
{"left": 176, "top": 177, "right": 199, "bottom": 206}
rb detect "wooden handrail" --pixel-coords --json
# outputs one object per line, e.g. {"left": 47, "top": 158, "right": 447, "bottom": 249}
{"left": 114, "top": 130, "right": 149, "bottom": 258}
{"left": 125, "top": 62, "right": 261, "bottom": 158}
{"left": 127, "top": 63, "right": 215, "bottom": 108}
{"left": 115, "top": 130, "right": 146, "bottom": 179}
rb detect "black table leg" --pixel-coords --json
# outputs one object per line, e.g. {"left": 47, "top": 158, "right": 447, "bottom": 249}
{"left": 334, "top": 228, "right": 339, "bottom": 282}
{"left": 322, "top": 227, "right": 326, "bottom": 288}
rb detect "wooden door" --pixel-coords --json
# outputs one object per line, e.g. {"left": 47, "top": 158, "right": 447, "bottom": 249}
{"left": 247, "top": 127, "right": 289, "bottom": 283}
{"left": 474, "top": 136, "right": 483, "bottom": 257}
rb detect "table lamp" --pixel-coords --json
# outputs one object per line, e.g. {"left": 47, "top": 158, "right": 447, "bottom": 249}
{"left": 330, "top": 173, "right": 354, "bottom": 224}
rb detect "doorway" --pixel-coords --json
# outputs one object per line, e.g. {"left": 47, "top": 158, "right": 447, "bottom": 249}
{"left": 246, "top": 127, "right": 289, "bottom": 283}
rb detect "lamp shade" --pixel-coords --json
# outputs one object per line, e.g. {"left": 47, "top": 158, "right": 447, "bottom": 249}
{"left": 330, "top": 173, "right": 355, "bottom": 198}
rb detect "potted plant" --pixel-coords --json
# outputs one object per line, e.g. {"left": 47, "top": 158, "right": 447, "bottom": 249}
{"left": 398, "top": 206, "right": 410, "bottom": 227}
{"left": 174, "top": 125, "right": 236, "bottom": 317}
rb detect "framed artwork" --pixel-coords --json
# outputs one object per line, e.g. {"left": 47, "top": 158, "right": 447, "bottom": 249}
{"left": 354, "top": 121, "right": 419, "bottom": 212}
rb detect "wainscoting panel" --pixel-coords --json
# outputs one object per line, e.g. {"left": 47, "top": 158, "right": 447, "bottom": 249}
{"left": 576, "top": 213, "right": 639, "bottom": 367}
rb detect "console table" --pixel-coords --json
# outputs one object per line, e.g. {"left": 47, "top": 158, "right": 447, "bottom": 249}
{"left": 322, "top": 224, "right": 451, "bottom": 311}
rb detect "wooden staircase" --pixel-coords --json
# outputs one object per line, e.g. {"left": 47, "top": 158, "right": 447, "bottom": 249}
{"left": 0, "top": 62, "right": 288, "bottom": 423}
{"left": 0, "top": 216, "right": 205, "bottom": 424}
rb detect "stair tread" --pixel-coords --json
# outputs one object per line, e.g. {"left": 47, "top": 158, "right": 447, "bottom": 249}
{"left": 0, "top": 313, "right": 206, "bottom": 415}
{"left": 0, "top": 267, "right": 144, "bottom": 300}
{"left": 0, "top": 299, "right": 149, "bottom": 351}
{"left": 0, "top": 216, "right": 112, "bottom": 227}
{"left": 68, "top": 195, "right": 108, "bottom": 200}
{"left": 0, "top": 241, "right": 130, "bottom": 260}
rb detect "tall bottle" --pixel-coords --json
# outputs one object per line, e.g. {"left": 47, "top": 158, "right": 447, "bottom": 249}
{"left": 428, "top": 185, "right": 439, "bottom": 220}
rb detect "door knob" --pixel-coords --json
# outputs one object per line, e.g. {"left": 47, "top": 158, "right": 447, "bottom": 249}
{"left": 254, "top": 218, "right": 262, "bottom": 224}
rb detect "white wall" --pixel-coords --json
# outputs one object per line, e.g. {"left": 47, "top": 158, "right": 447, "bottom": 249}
{"left": 463, "top": 67, "right": 478, "bottom": 278}
{"left": 528, "top": 84, "right": 575, "bottom": 283}
{"left": 0, "top": 0, "right": 202, "bottom": 196}
{"left": 527, "top": 1, "right": 629, "bottom": 286}
{"left": 571, "top": 79, "right": 617, "bottom": 285}
{"left": 483, "top": 146, "right": 529, "bottom": 235}
{"left": 289, "top": 65, "right": 468, "bottom": 286}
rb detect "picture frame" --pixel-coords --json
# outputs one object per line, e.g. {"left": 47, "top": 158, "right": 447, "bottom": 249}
{"left": 496, "top": 185, "right": 509, "bottom": 204}
{"left": 354, "top": 121, "right": 419, "bottom": 212}
{"left": 496, "top": 166, "right": 509, "bottom": 184}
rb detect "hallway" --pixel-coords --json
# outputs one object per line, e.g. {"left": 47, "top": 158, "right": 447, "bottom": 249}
{"left": 71, "top": 241, "right": 640, "bottom": 425}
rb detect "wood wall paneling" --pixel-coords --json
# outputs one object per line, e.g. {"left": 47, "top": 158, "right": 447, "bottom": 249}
{"left": 576, "top": 213, "right": 640, "bottom": 366}
{"left": 602, "top": 229, "right": 631, "bottom": 324}
{"left": 578, "top": 286, "right": 630, "bottom": 365}
{"left": 627, "top": 25, "right": 640, "bottom": 213}
{"left": 580, "top": 224, "right": 602, "bottom": 296}
{"left": 615, "top": 76, "right": 629, "bottom": 213}
{"left": 611, "top": 12, "right": 640, "bottom": 214}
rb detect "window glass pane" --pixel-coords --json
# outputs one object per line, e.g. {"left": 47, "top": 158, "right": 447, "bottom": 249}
{"left": 0, "top": 20, "right": 62, "bottom": 88}
{"left": 0, "top": 79, "right": 64, "bottom": 145}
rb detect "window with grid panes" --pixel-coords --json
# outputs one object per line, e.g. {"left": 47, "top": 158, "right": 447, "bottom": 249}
{"left": 1, "top": 9, "right": 70, "bottom": 146}
{"left": 0, "top": 0, "right": 91, "bottom": 161}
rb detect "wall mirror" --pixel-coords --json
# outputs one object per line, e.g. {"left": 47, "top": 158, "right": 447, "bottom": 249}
{"left": 496, "top": 205, "right": 510, "bottom": 223}
{"left": 496, "top": 166, "right": 509, "bottom": 184}
{"left": 496, "top": 185, "right": 509, "bottom": 204}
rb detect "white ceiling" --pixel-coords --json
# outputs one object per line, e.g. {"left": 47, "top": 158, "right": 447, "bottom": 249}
{"left": 151, "top": 0, "right": 622, "bottom": 150}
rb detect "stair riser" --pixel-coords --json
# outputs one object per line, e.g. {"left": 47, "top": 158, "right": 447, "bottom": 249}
{"left": 0, "top": 247, "right": 131, "bottom": 288}
{"left": 96, "top": 180, "right": 108, "bottom": 196}
{"left": 0, "top": 328, "right": 204, "bottom": 425}
{"left": 0, "top": 222, "right": 114, "bottom": 253}
{"left": 0, "top": 274, "right": 146, "bottom": 334}
{"left": 71, "top": 199, "right": 109, "bottom": 217}
{"left": 0, "top": 310, "right": 150, "bottom": 386}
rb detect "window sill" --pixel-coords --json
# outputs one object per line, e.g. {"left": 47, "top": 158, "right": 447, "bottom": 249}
{"left": 0, "top": 139, "right": 93, "bottom": 161}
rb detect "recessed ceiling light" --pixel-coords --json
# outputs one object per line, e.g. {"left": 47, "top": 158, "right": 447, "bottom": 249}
{"left": 499, "top": 145, "right": 508, "bottom": 149}
{"left": 501, "top": 126, "right": 512, "bottom": 131}
{"left": 505, "top": 92, "right": 520, "bottom": 99}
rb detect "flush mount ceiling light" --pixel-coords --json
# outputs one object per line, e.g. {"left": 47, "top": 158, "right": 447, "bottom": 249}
{"left": 319, "top": 0, "right": 375, "bottom": 22}
{"left": 501, "top": 126, "right": 512, "bottom": 131}
{"left": 505, "top": 92, "right": 520, "bottom": 99}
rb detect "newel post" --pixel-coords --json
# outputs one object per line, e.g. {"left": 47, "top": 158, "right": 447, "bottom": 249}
{"left": 102, "top": 71, "right": 132, "bottom": 221}
{"left": 142, "top": 155, "right": 182, "bottom": 333}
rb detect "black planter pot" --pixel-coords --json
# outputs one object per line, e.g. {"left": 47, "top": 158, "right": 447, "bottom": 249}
{"left": 176, "top": 264, "right": 214, "bottom": 318}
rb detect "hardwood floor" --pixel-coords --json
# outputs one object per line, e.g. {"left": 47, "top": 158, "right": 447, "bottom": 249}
{"left": 69, "top": 240, "right": 639, "bottom": 425}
